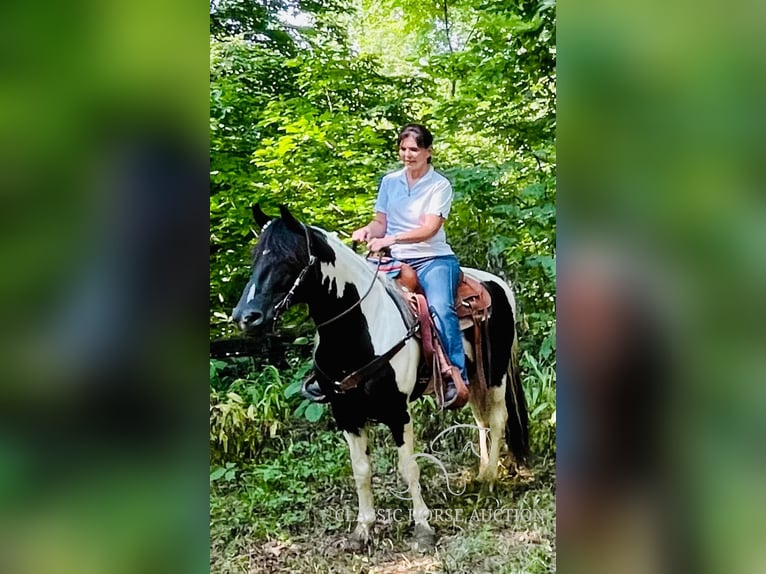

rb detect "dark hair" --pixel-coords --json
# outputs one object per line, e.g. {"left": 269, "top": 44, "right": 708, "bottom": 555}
{"left": 398, "top": 124, "right": 433, "bottom": 163}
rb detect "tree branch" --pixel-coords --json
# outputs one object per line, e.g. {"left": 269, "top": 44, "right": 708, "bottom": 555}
{"left": 442, "top": 0, "right": 454, "bottom": 54}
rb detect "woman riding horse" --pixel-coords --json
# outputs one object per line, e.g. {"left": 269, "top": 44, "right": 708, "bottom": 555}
{"left": 231, "top": 203, "right": 528, "bottom": 551}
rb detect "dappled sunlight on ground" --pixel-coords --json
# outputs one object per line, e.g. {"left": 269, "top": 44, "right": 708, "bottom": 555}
{"left": 211, "top": 460, "right": 555, "bottom": 573}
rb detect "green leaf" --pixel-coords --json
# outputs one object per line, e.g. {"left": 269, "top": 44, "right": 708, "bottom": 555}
{"left": 284, "top": 379, "right": 303, "bottom": 399}
{"left": 540, "top": 328, "right": 555, "bottom": 360}
{"left": 210, "top": 467, "right": 226, "bottom": 481}
{"left": 294, "top": 400, "right": 309, "bottom": 418}
{"left": 305, "top": 403, "right": 324, "bottom": 422}
{"left": 521, "top": 183, "right": 545, "bottom": 200}
{"left": 531, "top": 403, "right": 549, "bottom": 419}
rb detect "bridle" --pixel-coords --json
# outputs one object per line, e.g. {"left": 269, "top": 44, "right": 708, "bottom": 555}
{"left": 272, "top": 222, "right": 317, "bottom": 323}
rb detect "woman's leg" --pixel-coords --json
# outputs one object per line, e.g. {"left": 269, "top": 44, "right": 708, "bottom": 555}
{"left": 410, "top": 255, "right": 467, "bottom": 382}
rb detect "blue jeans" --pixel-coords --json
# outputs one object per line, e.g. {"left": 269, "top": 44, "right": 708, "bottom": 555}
{"left": 402, "top": 255, "right": 467, "bottom": 382}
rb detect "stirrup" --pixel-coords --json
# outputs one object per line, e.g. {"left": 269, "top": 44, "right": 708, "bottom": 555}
{"left": 301, "top": 373, "right": 329, "bottom": 403}
{"left": 442, "top": 370, "right": 469, "bottom": 410}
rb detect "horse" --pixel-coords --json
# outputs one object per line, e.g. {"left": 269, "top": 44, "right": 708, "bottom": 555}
{"left": 231, "top": 204, "right": 528, "bottom": 551}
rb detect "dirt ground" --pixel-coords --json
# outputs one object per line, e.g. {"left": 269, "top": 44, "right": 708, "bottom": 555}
{"left": 212, "top": 464, "right": 556, "bottom": 574}
{"left": 240, "top": 527, "right": 552, "bottom": 573}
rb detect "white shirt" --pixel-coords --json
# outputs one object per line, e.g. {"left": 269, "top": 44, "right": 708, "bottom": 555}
{"left": 373, "top": 166, "right": 455, "bottom": 259}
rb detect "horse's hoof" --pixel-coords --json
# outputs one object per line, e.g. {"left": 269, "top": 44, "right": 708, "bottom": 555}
{"left": 344, "top": 526, "right": 371, "bottom": 553}
{"left": 476, "top": 473, "right": 495, "bottom": 484}
{"left": 476, "top": 466, "right": 499, "bottom": 484}
{"left": 411, "top": 523, "right": 437, "bottom": 552}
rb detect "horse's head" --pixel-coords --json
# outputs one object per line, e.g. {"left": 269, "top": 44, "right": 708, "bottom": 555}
{"left": 231, "top": 204, "right": 315, "bottom": 333}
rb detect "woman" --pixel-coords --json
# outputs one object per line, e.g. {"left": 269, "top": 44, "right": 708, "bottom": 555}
{"left": 302, "top": 124, "right": 466, "bottom": 406}
{"left": 352, "top": 123, "right": 466, "bottom": 407}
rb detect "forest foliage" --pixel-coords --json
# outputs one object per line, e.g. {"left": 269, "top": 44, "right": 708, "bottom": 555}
{"left": 210, "top": 0, "right": 556, "bottom": 455}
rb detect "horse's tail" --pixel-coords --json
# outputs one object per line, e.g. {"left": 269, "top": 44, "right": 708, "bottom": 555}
{"left": 505, "top": 332, "right": 529, "bottom": 462}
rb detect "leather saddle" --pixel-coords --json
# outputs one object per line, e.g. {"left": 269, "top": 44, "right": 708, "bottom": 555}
{"left": 394, "top": 263, "right": 493, "bottom": 409}
{"left": 396, "top": 263, "right": 492, "bottom": 321}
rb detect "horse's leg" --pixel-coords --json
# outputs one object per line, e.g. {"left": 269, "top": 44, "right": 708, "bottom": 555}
{"left": 396, "top": 420, "right": 436, "bottom": 551}
{"left": 469, "top": 402, "right": 490, "bottom": 474}
{"left": 466, "top": 340, "right": 491, "bottom": 476}
{"left": 344, "top": 428, "right": 374, "bottom": 550}
{"left": 477, "top": 377, "right": 509, "bottom": 483}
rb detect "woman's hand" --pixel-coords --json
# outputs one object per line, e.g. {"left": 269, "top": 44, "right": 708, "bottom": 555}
{"left": 367, "top": 236, "right": 396, "bottom": 252}
{"left": 352, "top": 213, "right": 388, "bottom": 244}
{"left": 351, "top": 226, "right": 372, "bottom": 243}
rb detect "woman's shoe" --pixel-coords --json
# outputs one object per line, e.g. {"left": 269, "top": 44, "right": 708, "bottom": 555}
{"left": 442, "top": 369, "right": 469, "bottom": 409}
{"left": 442, "top": 379, "right": 458, "bottom": 406}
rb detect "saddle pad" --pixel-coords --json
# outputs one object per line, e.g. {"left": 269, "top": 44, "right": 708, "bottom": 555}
{"left": 367, "top": 256, "right": 402, "bottom": 278}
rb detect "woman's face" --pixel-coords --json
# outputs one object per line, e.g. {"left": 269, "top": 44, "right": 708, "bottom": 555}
{"left": 398, "top": 136, "right": 431, "bottom": 172}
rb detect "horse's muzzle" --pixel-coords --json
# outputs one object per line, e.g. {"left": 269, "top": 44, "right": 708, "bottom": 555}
{"left": 231, "top": 307, "right": 265, "bottom": 332}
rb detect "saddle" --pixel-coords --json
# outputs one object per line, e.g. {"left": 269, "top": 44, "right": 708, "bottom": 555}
{"left": 395, "top": 264, "right": 493, "bottom": 410}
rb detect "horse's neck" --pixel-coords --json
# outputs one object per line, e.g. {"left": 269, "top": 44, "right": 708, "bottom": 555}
{"left": 310, "top": 246, "right": 405, "bottom": 345}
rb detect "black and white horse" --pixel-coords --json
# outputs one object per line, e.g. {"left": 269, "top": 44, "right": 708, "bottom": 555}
{"left": 232, "top": 205, "right": 528, "bottom": 550}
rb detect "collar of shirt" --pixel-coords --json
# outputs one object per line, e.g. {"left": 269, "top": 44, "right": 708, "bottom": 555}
{"left": 397, "top": 166, "right": 435, "bottom": 192}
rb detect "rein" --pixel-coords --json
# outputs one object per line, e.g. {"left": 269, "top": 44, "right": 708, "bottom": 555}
{"left": 315, "top": 255, "right": 383, "bottom": 330}
{"left": 314, "top": 320, "right": 420, "bottom": 394}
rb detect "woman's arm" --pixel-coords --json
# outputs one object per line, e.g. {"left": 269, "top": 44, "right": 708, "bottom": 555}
{"left": 352, "top": 212, "right": 387, "bottom": 242}
{"left": 367, "top": 214, "right": 444, "bottom": 252}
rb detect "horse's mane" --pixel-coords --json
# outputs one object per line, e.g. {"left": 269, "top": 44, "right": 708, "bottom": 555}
{"left": 315, "top": 227, "right": 377, "bottom": 278}
{"left": 247, "top": 218, "right": 376, "bottom": 278}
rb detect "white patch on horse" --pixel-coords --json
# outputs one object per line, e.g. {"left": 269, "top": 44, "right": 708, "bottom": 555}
{"left": 319, "top": 256, "right": 408, "bottom": 343}
{"left": 246, "top": 283, "right": 256, "bottom": 303}
{"left": 390, "top": 341, "right": 419, "bottom": 396}
{"left": 462, "top": 336, "right": 474, "bottom": 362}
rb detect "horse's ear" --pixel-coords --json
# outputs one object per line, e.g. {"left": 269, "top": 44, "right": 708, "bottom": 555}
{"left": 251, "top": 204, "right": 272, "bottom": 229}
{"left": 279, "top": 204, "right": 304, "bottom": 232}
